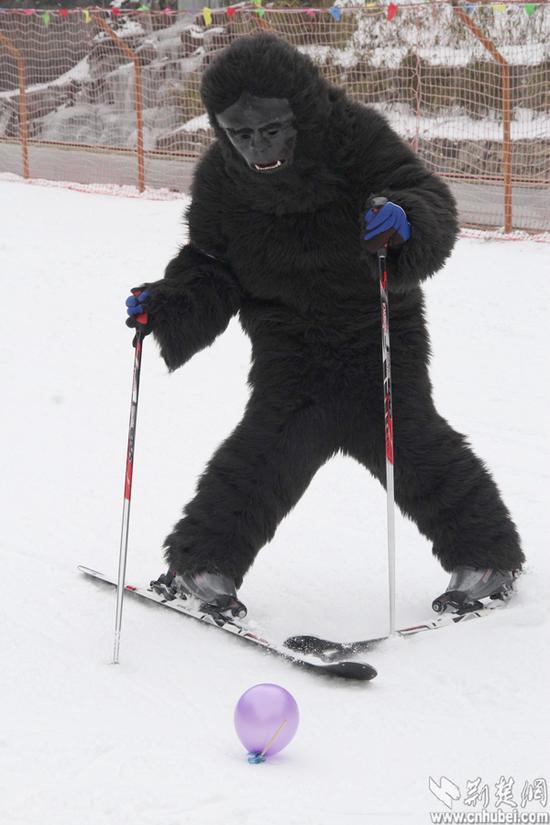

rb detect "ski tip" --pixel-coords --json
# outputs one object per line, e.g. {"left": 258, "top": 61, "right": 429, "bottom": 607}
{"left": 319, "top": 661, "right": 378, "bottom": 681}
{"left": 77, "top": 565, "right": 100, "bottom": 575}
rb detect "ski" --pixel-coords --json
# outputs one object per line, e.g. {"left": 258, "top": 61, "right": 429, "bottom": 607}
{"left": 78, "top": 565, "right": 377, "bottom": 681}
{"left": 284, "top": 601, "right": 507, "bottom": 663}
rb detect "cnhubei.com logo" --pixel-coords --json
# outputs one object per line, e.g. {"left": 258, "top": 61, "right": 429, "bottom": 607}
{"left": 428, "top": 775, "right": 548, "bottom": 823}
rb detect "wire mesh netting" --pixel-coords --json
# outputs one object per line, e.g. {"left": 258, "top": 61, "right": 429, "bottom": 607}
{"left": 0, "top": 3, "right": 549, "bottom": 231}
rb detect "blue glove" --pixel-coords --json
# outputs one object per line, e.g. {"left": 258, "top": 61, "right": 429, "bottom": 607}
{"left": 363, "top": 201, "right": 410, "bottom": 253}
{"left": 125, "top": 289, "right": 150, "bottom": 319}
{"left": 125, "top": 288, "right": 153, "bottom": 339}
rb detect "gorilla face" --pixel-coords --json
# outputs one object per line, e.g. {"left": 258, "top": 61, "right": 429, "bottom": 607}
{"left": 216, "top": 93, "right": 297, "bottom": 174}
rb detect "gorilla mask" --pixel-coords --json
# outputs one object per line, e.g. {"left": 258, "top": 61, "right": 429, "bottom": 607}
{"left": 216, "top": 93, "right": 297, "bottom": 174}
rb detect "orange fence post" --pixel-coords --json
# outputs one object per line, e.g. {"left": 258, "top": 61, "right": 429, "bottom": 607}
{"left": 453, "top": 6, "right": 513, "bottom": 233}
{"left": 0, "top": 32, "right": 29, "bottom": 180}
{"left": 92, "top": 14, "right": 145, "bottom": 193}
{"left": 413, "top": 52, "right": 422, "bottom": 154}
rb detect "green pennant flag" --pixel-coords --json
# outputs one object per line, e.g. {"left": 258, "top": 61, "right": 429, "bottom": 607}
{"left": 524, "top": 3, "right": 536, "bottom": 15}
{"left": 42, "top": 10, "right": 50, "bottom": 25}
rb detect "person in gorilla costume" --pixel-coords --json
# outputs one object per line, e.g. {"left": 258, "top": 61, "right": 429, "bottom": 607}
{"left": 126, "top": 33, "right": 523, "bottom": 617}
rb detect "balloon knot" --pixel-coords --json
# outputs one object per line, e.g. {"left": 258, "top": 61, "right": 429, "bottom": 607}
{"left": 247, "top": 752, "right": 267, "bottom": 764}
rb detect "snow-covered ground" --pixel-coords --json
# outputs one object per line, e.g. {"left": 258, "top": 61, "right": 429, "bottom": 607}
{"left": 1, "top": 178, "right": 549, "bottom": 825}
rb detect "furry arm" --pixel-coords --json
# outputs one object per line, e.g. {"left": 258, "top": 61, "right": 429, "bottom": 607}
{"left": 146, "top": 244, "right": 242, "bottom": 372}
{"left": 361, "top": 108, "right": 460, "bottom": 292}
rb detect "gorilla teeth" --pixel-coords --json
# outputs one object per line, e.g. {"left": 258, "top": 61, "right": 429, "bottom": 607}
{"left": 253, "top": 160, "right": 283, "bottom": 172}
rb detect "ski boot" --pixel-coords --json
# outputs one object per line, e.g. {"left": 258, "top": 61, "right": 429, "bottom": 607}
{"left": 432, "top": 566, "right": 516, "bottom": 615}
{"left": 150, "top": 569, "right": 247, "bottom": 619}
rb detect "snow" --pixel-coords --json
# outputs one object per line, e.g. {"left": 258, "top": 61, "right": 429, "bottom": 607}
{"left": 96, "top": 18, "right": 146, "bottom": 41}
{"left": 0, "top": 57, "right": 91, "bottom": 100}
{"left": 301, "top": 4, "right": 550, "bottom": 69}
{"left": 372, "top": 102, "right": 550, "bottom": 141}
{"left": 179, "top": 113, "right": 211, "bottom": 133}
{"left": 1, "top": 178, "right": 549, "bottom": 825}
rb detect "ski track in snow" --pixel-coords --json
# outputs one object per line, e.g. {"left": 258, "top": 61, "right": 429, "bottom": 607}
{"left": 0, "top": 179, "right": 549, "bottom": 825}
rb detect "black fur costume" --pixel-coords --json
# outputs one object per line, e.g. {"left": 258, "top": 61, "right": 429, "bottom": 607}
{"left": 142, "top": 34, "right": 523, "bottom": 587}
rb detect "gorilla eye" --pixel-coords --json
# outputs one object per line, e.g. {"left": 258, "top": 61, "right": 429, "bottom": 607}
{"left": 227, "top": 128, "right": 251, "bottom": 141}
{"left": 263, "top": 123, "right": 281, "bottom": 137}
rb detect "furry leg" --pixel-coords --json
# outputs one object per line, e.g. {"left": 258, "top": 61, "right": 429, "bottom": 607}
{"left": 163, "top": 399, "right": 338, "bottom": 587}
{"left": 345, "top": 403, "right": 524, "bottom": 573}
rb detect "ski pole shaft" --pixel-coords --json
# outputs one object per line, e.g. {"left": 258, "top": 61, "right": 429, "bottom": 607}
{"left": 113, "top": 293, "right": 148, "bottom": 664}
{"left": 370, "top": 196, "right": 397, "bottom": 636}
{"left": 377, "top": 246, "right": 396, "bottom": 635}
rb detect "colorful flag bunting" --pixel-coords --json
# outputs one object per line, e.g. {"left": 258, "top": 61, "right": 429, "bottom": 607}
{"left": 3, "top": 0, "right": 536, "bottom": 31}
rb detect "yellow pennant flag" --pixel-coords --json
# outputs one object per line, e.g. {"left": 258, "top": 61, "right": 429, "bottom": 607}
{"left": 492, "top": 3, "right": 507, "bottom": 11}
{"left": 203, "top": 6, "right": 212, "bottom": 25}
{"left": 83, "top": 9, "right": 91, "bottom": 23}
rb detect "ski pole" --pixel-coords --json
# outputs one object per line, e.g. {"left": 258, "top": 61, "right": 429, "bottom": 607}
{"left": 113, "top": 291, "right": 148, "bottom": 664}
{"left": 370, "top": 196, "right": 397, "bottom": 636}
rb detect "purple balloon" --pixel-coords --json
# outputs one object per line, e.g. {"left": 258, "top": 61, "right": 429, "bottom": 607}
{"left": 234, "top": 683, "right": 299, "bottom": 759}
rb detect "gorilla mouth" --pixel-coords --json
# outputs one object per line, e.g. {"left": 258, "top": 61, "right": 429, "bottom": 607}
{"left": 252, "top": 160, "right": 286, "bottom": 173}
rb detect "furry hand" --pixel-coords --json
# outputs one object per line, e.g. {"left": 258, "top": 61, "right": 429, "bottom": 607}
{"left": 363, "top": 201, "right": 411, "bottom": 254}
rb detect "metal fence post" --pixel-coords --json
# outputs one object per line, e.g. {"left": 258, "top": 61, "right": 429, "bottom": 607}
{"left": 0, "top": 32, "right": 29, "bottom": 180}
{"left": 453, "top": 6, "right": 513, "bottom": 234}
{"left": 92, "top": 14, "right": 146, "bottom": 193}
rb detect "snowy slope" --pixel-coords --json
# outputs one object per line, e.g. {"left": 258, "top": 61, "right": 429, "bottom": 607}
{"left": 0, "top": 178, "right": 549, "bottom": 825}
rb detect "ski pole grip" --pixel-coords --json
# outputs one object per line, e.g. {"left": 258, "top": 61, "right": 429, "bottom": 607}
{"left": 368, "top": 195, "right": 389, "bottom": 258}
{"left": 131, "top": 288, "right": 149, "bottom": 326}
{"left": 369, "top": 195, "right": 388, "bottom": 214}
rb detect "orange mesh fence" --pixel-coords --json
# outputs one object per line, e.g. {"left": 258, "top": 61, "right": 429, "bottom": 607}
{"left": 0, "top": 3, "right": 548, "bottom": 232}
